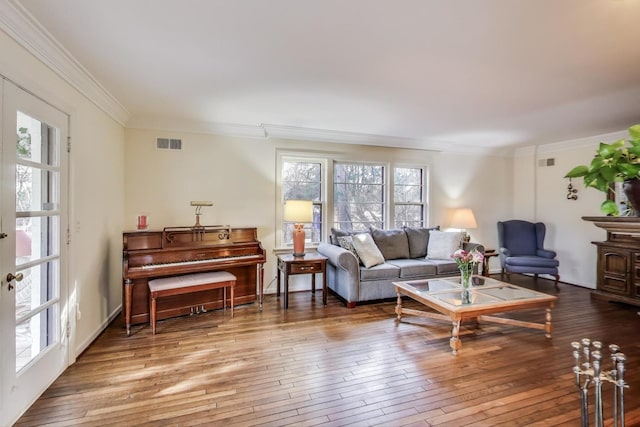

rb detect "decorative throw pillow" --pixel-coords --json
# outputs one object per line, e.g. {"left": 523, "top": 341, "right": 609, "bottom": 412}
{"left": 336, "top": 235, "right": 361, "bottom": 264}
{"left": 370, "top": 227, "right": 410, "bottom": 260}
{"left": 403, "top": 226, "right": 440, "bottom": 258}
{"left": 426, "top": 230, "right": 463, "bottom": 260}
{"left": 330, "top": 227, "right": 368, "bottom": 246}
{"left": 351, "top": 233, "right": 385, "bottom": 268}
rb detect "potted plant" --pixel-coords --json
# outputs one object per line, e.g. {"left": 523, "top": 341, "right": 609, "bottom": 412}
{"left": 565, "top": 124, "right": 640, "bottom": 216}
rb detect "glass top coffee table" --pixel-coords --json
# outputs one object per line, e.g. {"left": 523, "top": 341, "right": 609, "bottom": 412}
{"left": 393, "top": 276, "right": 558, "bottom": 355}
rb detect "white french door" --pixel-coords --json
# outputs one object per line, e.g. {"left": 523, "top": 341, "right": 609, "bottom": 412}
{"left": 0, "top": 79, "right": 69, "bottom": 426}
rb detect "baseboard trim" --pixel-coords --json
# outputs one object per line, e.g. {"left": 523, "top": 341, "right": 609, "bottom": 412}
{"left": 74, "top": 305, "right": 121, "bottom": 358}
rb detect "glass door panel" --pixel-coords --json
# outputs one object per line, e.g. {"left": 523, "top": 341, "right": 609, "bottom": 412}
{"left": 1, "top": 80, "right": 69, "bottom": 426}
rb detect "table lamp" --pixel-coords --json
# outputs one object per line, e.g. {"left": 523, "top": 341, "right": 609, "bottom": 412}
{"left": 284, "top": 200, "right": 313, "bottom": 257}
{"left": 450, "top": 208, "right": 477, "bottom": 242}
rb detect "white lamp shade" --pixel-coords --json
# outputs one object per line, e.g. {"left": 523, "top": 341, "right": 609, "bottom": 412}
{"left": 284, "top": 200, "right": 313, "bottom": 223}
{"left": 449, "top": 208, "right": 477, "bottom": 229}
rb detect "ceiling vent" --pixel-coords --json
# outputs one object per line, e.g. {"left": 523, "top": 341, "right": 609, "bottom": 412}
{"left": 156, "top": 137, "right": 182, "bottom": 150}
{"left": 538, "top": 158, "right": 555, "bottom": 167}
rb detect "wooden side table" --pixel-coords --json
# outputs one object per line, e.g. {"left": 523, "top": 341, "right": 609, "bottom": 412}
{"left": 277, "top": 253, "right": 327, "bottom": 309}
{"left": 483, "top": 249, "right": 499, "bottom": 277}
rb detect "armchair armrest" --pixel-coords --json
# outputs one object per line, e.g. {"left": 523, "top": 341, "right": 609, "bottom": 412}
{"left": 537, "top": 249, "right": 557, "bottom": 259}
{"left": 498, "top": 247, "right": 510, "bottom": 268}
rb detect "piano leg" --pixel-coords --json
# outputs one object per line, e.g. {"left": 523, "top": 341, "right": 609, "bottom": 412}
{"left": 258, "top": 263, "right": 265, "bottom": 310}
{"left": 124, "top": 279, "right": 133, "bottom": 336}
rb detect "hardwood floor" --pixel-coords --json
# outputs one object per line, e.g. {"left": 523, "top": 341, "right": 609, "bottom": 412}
{"left": 15, "top": 275, "right": 640, "bottom": 426}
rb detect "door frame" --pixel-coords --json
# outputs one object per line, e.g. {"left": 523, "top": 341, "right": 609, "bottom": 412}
{"left": 0, "top": 77, "right": 73, "bottom": 426}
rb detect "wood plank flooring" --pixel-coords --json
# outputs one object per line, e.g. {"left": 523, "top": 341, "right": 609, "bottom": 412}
{"left": 15, "top": 275, "right": 640, "bottom": 426}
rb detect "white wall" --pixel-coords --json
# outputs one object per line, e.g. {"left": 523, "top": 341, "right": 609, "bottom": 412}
{"left": 124, "top": 128, "right": 513, "bottom": 288}
{"left": 0, "top": 29, "right": 126, "bottom": 356}
{"left": 512, "top": 148, "right": 536, "bottom": 220}
{"left": 514, "top": 131, "right": 629, "bottom": 289}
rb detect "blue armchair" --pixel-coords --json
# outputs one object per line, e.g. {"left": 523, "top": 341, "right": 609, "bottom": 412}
{"left": 497, "top": 220, "right": 560, "bottom": 289}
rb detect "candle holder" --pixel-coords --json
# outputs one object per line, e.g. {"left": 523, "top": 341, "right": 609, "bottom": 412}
{"left": 571, "top": 339, "right": 629, "bottom": 427}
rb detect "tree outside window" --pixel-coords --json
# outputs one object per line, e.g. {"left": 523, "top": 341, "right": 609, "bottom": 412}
{"left": 394, "top": 167, "right": 425, "bottom": 228}
{"left": 333, "top": 163, "right": 384, "bottom": 231}
{"left": 282, "top": 160, "right": 323, "bottom": 244}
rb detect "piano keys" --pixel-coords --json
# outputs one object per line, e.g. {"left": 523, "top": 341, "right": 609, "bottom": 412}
{"left": 122, "top": 225, "right": 265, "bottom": 335}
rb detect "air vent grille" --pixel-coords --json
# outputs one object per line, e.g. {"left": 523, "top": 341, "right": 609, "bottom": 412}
{"left": 156, "top": 138, "right": 182, "bottom": 150}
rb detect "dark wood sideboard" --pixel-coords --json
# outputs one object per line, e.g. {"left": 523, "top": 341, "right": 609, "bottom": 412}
{"left": 583, "top": 216, "right": 640, "bottom": 307}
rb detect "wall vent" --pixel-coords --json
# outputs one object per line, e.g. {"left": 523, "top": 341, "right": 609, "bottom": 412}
{"left": 538, "top": 158, "right": 555, "bottom": 167}
{"left": 156, "top": 137, "right": 182, "bottom": 150}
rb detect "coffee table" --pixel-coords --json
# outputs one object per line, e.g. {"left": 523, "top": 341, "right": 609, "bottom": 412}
{"left": 393, "top": 276, "right": 558, "bottom": 354}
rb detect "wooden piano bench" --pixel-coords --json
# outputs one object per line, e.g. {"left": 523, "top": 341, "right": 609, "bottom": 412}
{"left": 148, "top": 271, "right": 236, "bottom": 335}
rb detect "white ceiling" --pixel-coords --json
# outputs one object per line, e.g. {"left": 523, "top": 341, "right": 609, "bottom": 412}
{"left": 9, "top": 0, "right": 640, "bottom": 150}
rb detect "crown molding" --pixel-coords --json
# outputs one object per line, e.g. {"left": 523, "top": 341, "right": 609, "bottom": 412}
{"left": 126, "top": 116, "right": 266, "bottom": 139}
{"left": 0, "top": 0, "right": 130, "bottom": 125}
{"left": 126, "top": 118, "right": 516, "bottom": 155}
{"left": 514, "top": 129, "right": 629, "bottom": 157}
{"left": 535, "top": 129, "right": 628, "bottom": 155}
{"left": 513, "top": 146, "right": 537, "bottom": 158}
{"left": 262, "top": 124, "right": 433, "bottom": 150}
{"left": 263, "top": 124, "right": 514, "bottom": 156}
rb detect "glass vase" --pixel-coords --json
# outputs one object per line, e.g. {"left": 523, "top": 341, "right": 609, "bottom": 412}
{"left": 460, "top": 266, "right": 473, "bottom": 289}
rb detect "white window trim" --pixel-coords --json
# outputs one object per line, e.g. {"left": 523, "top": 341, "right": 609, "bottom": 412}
{"left": 276, "top": 151, "right": 328, "bottom": 249}
{"left": 392, "top": 164, "right": 429, "bottom": 228}
{"left": 276, "top": 150, "right": 430, "bottom": 251}
{"left": 333, "top": 159, "right": 389, "bottom": 231}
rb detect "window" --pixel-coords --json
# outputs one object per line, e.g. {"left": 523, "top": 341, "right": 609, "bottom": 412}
{"left": 394, "top": 167, "right": 425, "bottom": 228}
{"left": 333, "top": 163, "right": 384, "bottom": 231}
{"left": 278, "top": 153, "right": 428, "bottom": 246}
{"left": 281, "top": 159, "right": 323, "bottom": 244}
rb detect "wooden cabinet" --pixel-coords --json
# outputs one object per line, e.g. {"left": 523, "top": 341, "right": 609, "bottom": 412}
{"left": 584, "top": 216, "right": 640, "bottom": 307}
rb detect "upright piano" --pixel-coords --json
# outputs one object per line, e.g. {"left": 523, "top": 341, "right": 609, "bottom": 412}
{"left": 122, "top": 225, "right": 265, "bottom": 335}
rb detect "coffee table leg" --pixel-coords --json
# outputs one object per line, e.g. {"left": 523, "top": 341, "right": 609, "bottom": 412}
{"left": 395, "top": 291, "right": 402, "bottom": 320}
{"left": 450, "top": 320, "right": 461, "bottom": 355}
{"left": 545, "top": 308, "right": 553, "bottom": 338}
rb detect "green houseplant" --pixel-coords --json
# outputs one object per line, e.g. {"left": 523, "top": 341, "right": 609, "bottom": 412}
{"left": 565, "top": 124, "right": 640, "bottom": 216}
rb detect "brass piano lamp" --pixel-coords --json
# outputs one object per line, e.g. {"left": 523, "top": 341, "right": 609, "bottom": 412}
{"left": 190, "top": 201, "right": 213, "bottom": 228}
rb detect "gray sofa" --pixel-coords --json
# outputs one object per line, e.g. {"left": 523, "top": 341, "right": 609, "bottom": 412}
{"left": 317, "top": 227, "right": 484, "bottom": 308}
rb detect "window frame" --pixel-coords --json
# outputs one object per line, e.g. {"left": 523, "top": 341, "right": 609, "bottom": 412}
{"left": 276, "top": 153, "right": 327, "bottom": 249}
{"left": 332, "top": 160, "right": 387, "bottom": 232}
{"left": 392, "top": 165, "right": 428, "bottom": 229}
{"left": 276, "top": 150, "right": 429, "bottom": 250}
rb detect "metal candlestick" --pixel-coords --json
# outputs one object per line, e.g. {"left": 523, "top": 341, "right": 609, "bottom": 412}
{"left": 571, "top": 339, "right": 629, "bottom": 427}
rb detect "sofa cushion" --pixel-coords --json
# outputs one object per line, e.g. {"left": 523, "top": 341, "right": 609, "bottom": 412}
{"left": 506, "top": 255, "right": 559, "bottom": 268}
{"left": 351, "top": 233, "right": 385, "bottom": 268}
{"left": 426, "top": 230, "right": 463, "bottom": 260}
{"left": 429, "top": 259, "right": 461, "bottom": 275}
{"left": 386, "top": 259, "right": 437, "bottom": 278}
{"left": 336, "top": 236, "right": 361, "bottom": 264}
{"left": 370, "top": 228, "right": 410, "bottom": 260}
{"left": 359, "top": 263, "right": 400, "bottom": 281}
{"left": 403, "top": 226, "right": 440, "bottom": 258}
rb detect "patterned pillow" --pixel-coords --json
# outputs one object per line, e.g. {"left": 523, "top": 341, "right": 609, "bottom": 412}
{"left": 337, "top": 235, "right": 361, "bottom": 264}
{"left": 330, "top": 227, "right": 368, "bottom": 245}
